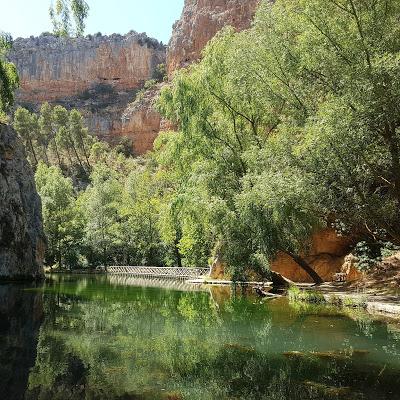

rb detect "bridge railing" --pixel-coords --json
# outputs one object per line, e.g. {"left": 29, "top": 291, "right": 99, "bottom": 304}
{"left": 107, "top": 266, "right": 210, "bottom": 279}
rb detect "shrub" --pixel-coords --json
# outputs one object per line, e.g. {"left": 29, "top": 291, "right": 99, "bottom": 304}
{"left": 288, "top": 286, "right": 326, "bottom": 304}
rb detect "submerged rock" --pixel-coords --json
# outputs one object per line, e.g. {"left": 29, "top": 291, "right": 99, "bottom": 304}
{"left": 0, "top": 124, "right": 45, "bottom": 279}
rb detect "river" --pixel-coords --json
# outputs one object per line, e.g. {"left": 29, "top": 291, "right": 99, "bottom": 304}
{"left": 0, "top": 274, "right": 399, "bottom": 399}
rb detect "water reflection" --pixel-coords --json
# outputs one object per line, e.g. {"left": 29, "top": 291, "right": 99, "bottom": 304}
{"left": 1, "top": 275, "right": 400, "bottom": 400}
{"left": 0, "top": 283, "right": 43, "bottom": 400}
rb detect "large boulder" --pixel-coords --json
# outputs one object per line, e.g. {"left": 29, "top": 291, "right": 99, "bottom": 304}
{"left": 0, "top": 123, "right": 45, "bottom": 280}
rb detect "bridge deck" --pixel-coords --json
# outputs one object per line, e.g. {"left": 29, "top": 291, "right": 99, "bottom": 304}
{"left": 107, "top": 266, "right": 210, "bottom": 279}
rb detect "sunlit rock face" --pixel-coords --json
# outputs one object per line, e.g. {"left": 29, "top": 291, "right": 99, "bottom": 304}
{"left": 167, "top": 0, "right": 260, "bottom": 76}
{"left": 121, "top": 0, "right": 261, "bottom": 154}
{"left": 7, "top": 32, "right": 166, "bottom": 146}
{"left": 272, "top": 229, "right": 353, "bottom": 283}
{"left": 0, "top": 124, "right": 45, "bottom": 280}
{"left": 121, "top": 83, "right": 165, "bottom": 155}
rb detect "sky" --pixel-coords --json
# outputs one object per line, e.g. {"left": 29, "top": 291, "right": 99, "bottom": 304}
{"left": 0, "top": 0, "right": 184, "bottom": 43}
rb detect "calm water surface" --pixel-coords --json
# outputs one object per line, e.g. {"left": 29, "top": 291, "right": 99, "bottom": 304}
{"left": 0, "top": 274, "right": 400, "bottom": 400}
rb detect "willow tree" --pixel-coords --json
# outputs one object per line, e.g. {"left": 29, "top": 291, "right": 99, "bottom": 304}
{"left": 49, "top": 0, "right": 89, "bottom": 37}
{"left": 248, "top": 0, "right": 400, "bottom": 245}
{"left": 156, "top": 0, "right": 400, "bottom": 282}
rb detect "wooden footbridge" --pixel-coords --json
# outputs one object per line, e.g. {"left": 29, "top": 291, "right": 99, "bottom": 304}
{"left": 107, "top": 266, "right": 210, "bottom": 280}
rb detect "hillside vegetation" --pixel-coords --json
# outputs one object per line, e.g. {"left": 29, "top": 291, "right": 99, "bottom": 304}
{"left": 5, "top": 0, "right": 400, "bottom": 282}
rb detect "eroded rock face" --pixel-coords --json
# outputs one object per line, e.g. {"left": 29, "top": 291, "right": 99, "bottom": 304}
{"left": 271, "top": 229, "right": 353, "bottom": 283}
{"left": 0, "top": 124, "right": 45, "bottom": 280}
{"left": 122, "top": 0, "right": 260, "bottom": 153}
{"left": 7, "top": 32, "right": 166, "bottom": 146}
{"left": 167, "top": 0, "right": 260, "bottom": 76}
{"left": 121, "top": 83, "right": 165, "bottom": 155}
{"left": 8, "top": 32, "right": 165, "bottom": 101}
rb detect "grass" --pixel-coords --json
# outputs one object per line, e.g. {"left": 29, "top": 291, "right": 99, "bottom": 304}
{"left": 288, "top": 286, "right": 326, "bottom": 304}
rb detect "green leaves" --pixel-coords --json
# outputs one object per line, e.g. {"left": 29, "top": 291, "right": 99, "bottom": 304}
{"left": 0, "top": 32, "right": 18, "bottom": 121}
{"left": 49, "top": 0, "right": 89, "bottom": 37}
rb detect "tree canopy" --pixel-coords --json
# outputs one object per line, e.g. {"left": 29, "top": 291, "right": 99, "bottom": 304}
{"left": 11, "top": 0, "right": 400, "bottom": 281}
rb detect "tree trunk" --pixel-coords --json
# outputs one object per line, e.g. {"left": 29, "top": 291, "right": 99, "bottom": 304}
{"left": 78, "top": 131, "right": 91, "bottom": 169}
{"left": 72, "top": 142, "right": 87, "bottom": 175}
{"left": 282, "top": 250, "right": 324, "bottom": 284}
{"left": 385, "top": 127, "right": 400, "bottom": 207}
{"left": 53, "top": 140, "right": 62, "bottom": 167}
{"left": 28, "top": 138, "right": 38, "bottom": 166}
{"left": 174, "top": 237, "right": 183, "bottom": 269}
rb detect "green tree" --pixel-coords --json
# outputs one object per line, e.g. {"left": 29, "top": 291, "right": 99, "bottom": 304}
{"left": 0, "top": 32, "right": 19, "bottom": 122}
{"left": 81, "top": 164, "right": 123, "bottom": 265}
{"left": 38, "top": 102, "right": 62, "bottom": 166}
{"left": 35, "top": 162, "right": 82, "bottom": 268}
{"left": 49, "top": 0, "right": 89, "bottom": 37}
{"left": 13, "top": 107, "right": 39, "bottom": 166}
{"left": 69, "top": 108, "right": 91, "bottom": 170}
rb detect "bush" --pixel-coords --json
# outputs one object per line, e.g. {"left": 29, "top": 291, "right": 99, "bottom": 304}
{"left": 288, "top": 286, "right": 326, "bottom": 304}
{"left": 354, "top": 241, "right": 400, "bottom": 271}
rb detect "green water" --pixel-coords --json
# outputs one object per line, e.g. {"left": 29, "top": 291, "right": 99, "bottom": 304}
{"left": 1, "top": 274, "right": 400, "bottom": 400}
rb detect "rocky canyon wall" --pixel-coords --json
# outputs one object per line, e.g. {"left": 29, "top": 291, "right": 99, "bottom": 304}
{"left": 167, "top": 0, "right": 260, "bottom": 76}
{"left": 0, "top": 124, "right": 45, "bottom": 280}
{"left": 7, "top": 32, "right": 165, "bottom": 151}
{"left": 121, "top": 0, "right": 260, "bottom": 154}
{"left": 7, "top": 3, "right": 260, "bottom": 155}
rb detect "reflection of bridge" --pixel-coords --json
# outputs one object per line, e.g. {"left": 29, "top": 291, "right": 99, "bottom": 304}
{"left": 107, "top": 266, "right": 210, "bottom": 279}
{"left": 107, "top": 275, "right": 208, "bottom": 292}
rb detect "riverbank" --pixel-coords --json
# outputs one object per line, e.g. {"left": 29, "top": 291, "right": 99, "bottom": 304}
{"left": 189, "top": 277, "right": 400, "bottom": 320}
{"left": 315, "top": 283, "right": 400, "bottom": 320}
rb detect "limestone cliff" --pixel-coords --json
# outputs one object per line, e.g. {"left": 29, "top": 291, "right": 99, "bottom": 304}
{"left": 167, "top": 0, "right": 260, "bottom": 76}
{"left": 121, "top": 0, "right": 260, "bottom": 153}
{"left": 0, "top": 124, "right": 45, "bottom": 280}
{"left": 7, "top": 32, "right": 166, "bottom": 145}
{"left": 121, "top": 83, "right": 165, "bottom": 155}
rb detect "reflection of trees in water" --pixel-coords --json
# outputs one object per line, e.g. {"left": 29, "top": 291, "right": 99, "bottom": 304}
{"left": 0, "top": 284, "right": 43, "bottom": 400}
{"left": 24, "top": 277, "right": 400, "bottom": 400}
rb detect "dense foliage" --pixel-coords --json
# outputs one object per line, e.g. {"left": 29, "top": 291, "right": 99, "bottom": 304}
{"left": 153, "top": 0, "right": 400, "bottom": 279}
{"left": 13, "top": 105, "right": 168, "bottom": 268}
{"left": 14, "top": 104, "right": 94, "bottom": 181}
{"left": 11, "top": 0, "right": 400, "bottom": 279}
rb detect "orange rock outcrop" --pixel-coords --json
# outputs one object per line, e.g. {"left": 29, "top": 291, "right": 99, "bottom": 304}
{"left": 9, "top": 32, "right": 165, "bottom": 102}
{"left": 120, "top": 84, "right": 164, "bottom": 155}
{"left": 121, "top": 0, "right": 261, "bottom": 153}
{"left": 272, "top": 229, "right": 354, "bottom": 283}
{"left": 167, "top": 0, "right": 260, "bottom": 76}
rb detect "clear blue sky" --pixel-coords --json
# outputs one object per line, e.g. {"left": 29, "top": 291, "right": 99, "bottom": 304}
{"left": 0, "top": 0, "right": 184, "bottom": 43}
